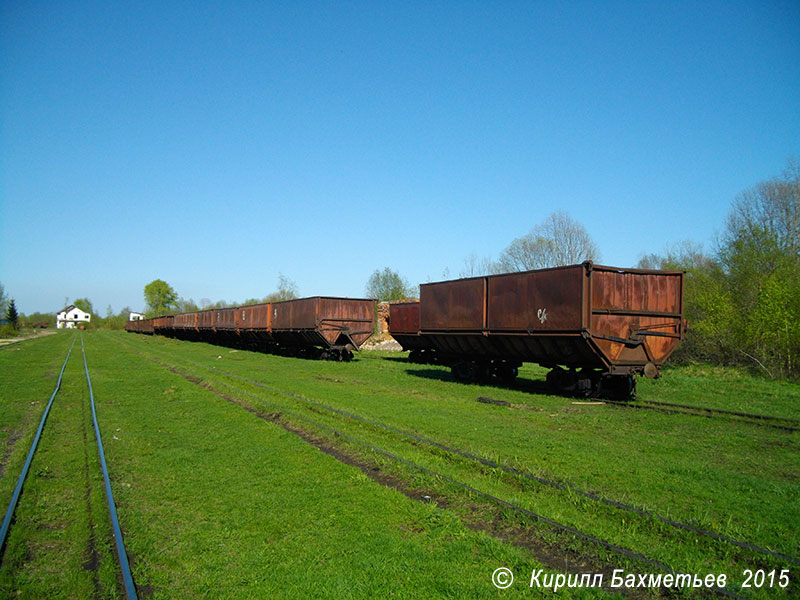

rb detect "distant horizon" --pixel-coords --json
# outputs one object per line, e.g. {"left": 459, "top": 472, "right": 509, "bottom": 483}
{"left": 2, "top": 2, "right": 798, "bottom": 315}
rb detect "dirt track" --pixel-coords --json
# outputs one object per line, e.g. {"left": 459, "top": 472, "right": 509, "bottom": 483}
{"left": 0, "top": 329, "right": 57, "bottom": 347}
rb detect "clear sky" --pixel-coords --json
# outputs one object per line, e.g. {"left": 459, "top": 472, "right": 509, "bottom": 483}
{"left": 1, "top": 1, "right": 798, "bottom": 315}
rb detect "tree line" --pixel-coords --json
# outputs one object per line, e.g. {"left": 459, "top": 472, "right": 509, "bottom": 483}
{"left": 638, "top": 160, "right": 799, "bottom": 378}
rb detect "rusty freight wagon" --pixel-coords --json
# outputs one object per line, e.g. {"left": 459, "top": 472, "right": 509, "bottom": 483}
{"left": 388, "top": 301, "right": 436, "bottom": 363}
{"left": 231, "top": 297, "right": 375, "bottom": 359}
{"left": 268, "top": 297, "right": 375, "bottom": 360}
{"left": 152, "top": 315, "right": 174, "bottom": 334}
{"left": 418, "top": 262, "right": 685, "bottom": 396}
{"left": 125, "top": 318, "right": 154, "bottom": 334}
{"left": 172, "top": 312, "right": 198, "bottom": 340}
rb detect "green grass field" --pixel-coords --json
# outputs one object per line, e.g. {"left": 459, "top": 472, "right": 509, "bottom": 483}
{"left": 1, "top": 331, "right": 798, "bottom": 599}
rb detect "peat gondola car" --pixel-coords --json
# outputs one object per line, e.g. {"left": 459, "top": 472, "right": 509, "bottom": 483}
{"left": 414, "top": 262, "right": 685, "bottom": 396}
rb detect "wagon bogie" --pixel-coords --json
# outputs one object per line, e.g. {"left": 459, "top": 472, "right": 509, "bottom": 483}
{"left": 449, "top": 358, "right": 521, "bottom": 384}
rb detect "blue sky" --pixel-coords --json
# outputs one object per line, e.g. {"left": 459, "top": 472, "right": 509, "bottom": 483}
{"left": 1, "top": 1, "right": 798, "bottom": 315}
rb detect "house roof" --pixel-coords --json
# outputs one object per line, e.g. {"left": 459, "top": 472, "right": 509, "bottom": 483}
{"left": 58, "top": 305, "right": 90, "bottom": 316}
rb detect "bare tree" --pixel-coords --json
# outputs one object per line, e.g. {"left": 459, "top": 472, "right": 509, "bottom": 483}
{"left": 458, "top": 253, "right": 494, "bottom": 278}
{"left": 722, "top": 157, "right": 800, "bottom": 259}
{"left": 496, "top": 211, "right": 599, "bottom": 272}
{"left": 636, "top": 241, "right": 710, "bottom": 271}
{"left": 264, "top": 273, "right": 299, "bottom": 303}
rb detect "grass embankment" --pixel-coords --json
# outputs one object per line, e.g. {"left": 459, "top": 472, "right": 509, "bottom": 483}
{"left": 3, "top": 332, "right": 590, "bottom": 599}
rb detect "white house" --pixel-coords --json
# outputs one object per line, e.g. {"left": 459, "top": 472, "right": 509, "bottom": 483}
{"left": 129, "top": 312, "right": 145, "bottom": 321}
{"left": 57, "top": 305, "right": 91, "bottom": 329}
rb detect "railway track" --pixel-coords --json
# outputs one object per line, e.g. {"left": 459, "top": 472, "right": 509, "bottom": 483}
{"left": 603, "top": 398, "right": 800, "bottom": 433}
{"left": 112, "top": 334, "right": 796, "bottom": 598}
{"left": 0, "top": 334, "right": 138, "bottom": 600}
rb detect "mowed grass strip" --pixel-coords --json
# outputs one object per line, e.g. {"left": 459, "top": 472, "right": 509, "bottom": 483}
{"left": 108, "top": 331, "right": 800, "bottom": 574}
{"left": 83, "top": 332, "right": 610, "bottom": 599}
{"left": 0, "top": 332, "right": 120, "bottom": 599}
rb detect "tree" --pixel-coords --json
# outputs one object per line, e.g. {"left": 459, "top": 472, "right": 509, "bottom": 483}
{"left": 458, "top": 253, "right": 495, "bottom": 278}
{"left": 263, "top": 274, "right": 299, "bottom": 303}
{"left": 716, "top": 159, "right": 800, "bottom": 377}
{"left": 723, "top": 158, "right": 800, "bottom": 259}
{"left": 0, "top": 283, "right": 7, "bottom": 317}
{"left": 73, "top": 297, "right": 94, "bottom": 315}
{"left": 496, "top": 211, "right": 599, "bottom": 272}
{"left": 176, "top": 298, "right": 200, "bottom": 313}
{"left": 144, "top": 279, "right": 178, "bottom": 317}
{"left": 102, "top": 306, "right": 133, "bottom": 330}
{"left": 6, "top": 299, "right": 19, "bottom": 330}
{"left": 21, "top": 311, "right": 56, "bottom": 328}
{"left": 365, "top": 268, "right": 414, "bottom": 301}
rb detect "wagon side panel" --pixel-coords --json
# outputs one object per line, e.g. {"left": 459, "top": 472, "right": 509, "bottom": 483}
{"left": 487, "top": 266, "right": 584, "bottom": 332}
{"left": 420, "top": 278, "right": 485, "bottom": 331}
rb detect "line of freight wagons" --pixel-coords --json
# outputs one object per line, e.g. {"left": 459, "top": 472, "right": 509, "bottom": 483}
{"left": 127, "top": 262, "right": 685, "bottom": 395}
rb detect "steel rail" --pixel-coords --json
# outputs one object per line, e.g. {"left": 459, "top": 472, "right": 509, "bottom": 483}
{"left": 110, "top": 334, "right": 800, "bottom": 568}
{"left": 603, "top": 399, "right": 800, "bottom": 433}
{"left": 80, "top": 335, "right": 138, "bottom": 600}
{"left": 122, "top": 343, "right": 746, "bottom": 600}
{"left": 0, "top": 335, "right": 76, "bottom": 556}
{"left": 638, "top": 399, "right": 800, "bottom": 425}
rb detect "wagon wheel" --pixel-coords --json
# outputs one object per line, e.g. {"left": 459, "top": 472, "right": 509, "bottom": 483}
{"left": 452, "top": 361, "right": 474, "bottom": 382}
{"left": 475, "top": 362, "right": 492, "bottom": 383}
{"left": 496, "top": 364, "right": 518, "bottom": 384}
{"left": 600, "top": 375, "right": 636, "bottom": 400}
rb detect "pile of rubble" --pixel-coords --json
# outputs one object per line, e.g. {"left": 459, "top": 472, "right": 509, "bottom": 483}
{"left": 361, "top": 334, "right": 402, "bottom": 351}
